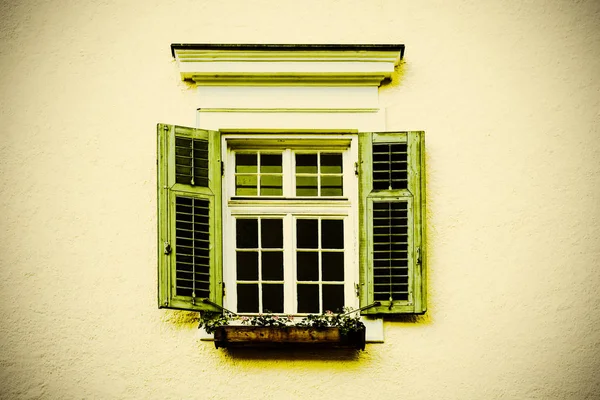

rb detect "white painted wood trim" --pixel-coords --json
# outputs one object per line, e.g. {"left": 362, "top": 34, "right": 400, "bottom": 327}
{"left": 173, "top": 47, "right": 402, "bottom": 86}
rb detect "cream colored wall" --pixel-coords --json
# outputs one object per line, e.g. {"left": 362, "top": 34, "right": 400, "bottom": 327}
{"left": 1, "top": 0, "right": 599, "bottom": 398}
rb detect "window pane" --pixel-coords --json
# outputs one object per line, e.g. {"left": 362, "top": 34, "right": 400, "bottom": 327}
{"left": 236, "top": 252, "right": 258, "bottom": 280}
{"left": 296, "top": 176, "right": 318, "bottom": 196}
{"left": 321, "top": 252, "right": 344, "bottom": 281}
{"left": 236, "top": 219, "right": 258, "bottom": 248}
{"left": 297, "top": 284, "right": 319, "bottom": 313}
{"left": 237, "top": 284, "right": 259, "bottom": 313}
{"left": 236, "top": 153, "right": 257, "bottom": 173}
{"left": 296, "top": 154, "right": 317, "bottom": 174}
{"left": 297, "top": 252, "right": 319, "bottom": 281}
{"left": 320, "top": 154, "right": 342, "bottom": 174}
{"left": 262, "top": 252, "right": 283, "bottom": 280}
{"left": 260, "top": 175, "right": 283, "bottom": 196}
{"left": 322, "top": 285, "right": 344, "bottom": 313}
{"left": 236, "top": 175, "right": 257, "bottom": 196}
{"left": 321, "top": 220, "right": 344, "bottom": 249}
{"left": 320, "top": 176, "right": 343, "bottom": 196}
{"left": 262, "top": 284, "right": 284, "bottom": 313}
{"left": 297, "top": 219, "right": 318, "bottom": 249}
{"left": 261, "top": 219, "right": 283, "bottom": 248}
{"left": 260, "top": 154, "right": 282, "bottom": 173}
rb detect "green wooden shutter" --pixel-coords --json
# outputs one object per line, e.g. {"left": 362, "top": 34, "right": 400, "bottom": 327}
{"left": 157, "top": 123, "right": 222, "bottom": 311}
{"left": 358, "top": 131, "right": 426, "bottom": 314}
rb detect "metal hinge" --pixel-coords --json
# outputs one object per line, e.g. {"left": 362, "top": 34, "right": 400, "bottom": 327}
{"left": 355, "top": 283, "right": 360, "bottom": 297}
{"left": 354, "top": 162, "right": 359, "bottom": 176}
{"left": 163, "top": 241, "right": 172, "bottom": 255}
{"left": 221, "top": 161, "right": 224, "bottom": 176}
{"left": 222, "top": 282, "right": 226, "bottom": 297}
{"left": 416, "top": 246, "right": 422, "bottom": 265}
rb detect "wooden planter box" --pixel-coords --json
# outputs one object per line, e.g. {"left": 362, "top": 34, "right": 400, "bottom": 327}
{"left": 213, "top": 325, "right": 366, "bottom": 350}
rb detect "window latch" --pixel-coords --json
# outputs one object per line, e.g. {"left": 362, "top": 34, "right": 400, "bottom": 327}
{"left": 164, "top": 241, "right": 172, "bottom": 255}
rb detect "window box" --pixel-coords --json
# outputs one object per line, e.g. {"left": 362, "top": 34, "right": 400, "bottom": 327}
{"left": 213, "top": 325, "right": 366, "bottom": 350}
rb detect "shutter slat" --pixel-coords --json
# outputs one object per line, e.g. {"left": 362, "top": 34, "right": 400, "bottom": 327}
{"left": 372, "top": 142, "right": 408, "bottom": 191}
{"left": 175, "top": 137, "right": 209, "bottom": 186}
{"left": 372, "top": 200, "right": 410, "bottom": 301}
{"left": 175, "top": 196, "right": 210, "bottom": 299}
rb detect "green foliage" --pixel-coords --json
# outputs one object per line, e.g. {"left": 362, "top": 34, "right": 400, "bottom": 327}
{"left": 198, "top": 311, "right": 234, "bottom": 334}
{"left": 240, "top": 314, "right": 294, "bottom": 327}
{"left": 295, "top": 308, "right": 365, "bottom": 335}
{"left": 199, "top": 308, "right": 365, "bottom": 336}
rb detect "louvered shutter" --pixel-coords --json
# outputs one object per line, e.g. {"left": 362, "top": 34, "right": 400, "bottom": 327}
{"left": 358, "top": 131, "right": 426, "bottom": 314}
{"left": 157, "top": 124, "right": 222, "bottom": 311}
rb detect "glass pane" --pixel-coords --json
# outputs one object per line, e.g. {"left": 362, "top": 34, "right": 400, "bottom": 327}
{"left": 297, "top": 284, "right": 319, "bottom": 313}
{"left": 236, "top": 219, "right": 258, "bottom": 248}
{"left": 262, "top": 252, "right": 283, "bottom": 280}
{"left": 321, "top": 252, "right": 344, "bottom": 281}
{"left": 236, "top": 251, "right": 258, "bottom": 280}
{"left": 296, "top": 154, "right": 317, "bottom": 174}
{"left": 320, "top": 154, "right": 342, "bottom": 174}
{"left": 322, "top": 285, "right": 344, "bottom": 313}
{"left": 261, "top": 219, "right": 283, "bottom": 248}
{"left": 321, "top": 220, "right": 344, "bottom": 249}
{"left": 296, "top": 176, "right": 318, "bottom": 196}
{"left": 260, "top": 175, "right": 283, "bottom": 196}
{"left": 320, "top": 176, "right": 343, "bottom": 196}
{"left": 297, "top": 219, "right": 318, "bottom": 249}
{"left": 236, "top": 153, "right": 257, "bottom": 173}
{"left": 237, "top": 284, "right": 259, "bottom": 313}
{"left": 262, "top": 284, "right": 284, "bottom": 313}
{"left": 260, "top": 154, "right": 282, "bottom": 173}
{"left": 297, "top": 252, "right": 319, "bottom": 281}
{"left": 236, "top": 175, "right": 257, "bottom": 196}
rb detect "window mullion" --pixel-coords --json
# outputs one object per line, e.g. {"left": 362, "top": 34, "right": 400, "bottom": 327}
{"left": 317, "top": 151, "right": 321, "bottom": 197}
{"left": 285, "top": 149, "right": 294, "bottom": 197}
{"left": 283, "top": 214, "right": 295, "bottom": 314}
{"left": 257, "top": 217, "right": 263, "bottom": 313}
{"left": 318, "top": 217, "right": 323, "bottom": 313}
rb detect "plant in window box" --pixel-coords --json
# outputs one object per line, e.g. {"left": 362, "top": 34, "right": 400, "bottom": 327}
{"left": 199, "top": 308, "right": 367, "bottom": 350}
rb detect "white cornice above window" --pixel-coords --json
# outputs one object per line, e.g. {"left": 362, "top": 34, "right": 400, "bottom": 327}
{"left": 171, "top": 44, "right": 404, "bottom": 86}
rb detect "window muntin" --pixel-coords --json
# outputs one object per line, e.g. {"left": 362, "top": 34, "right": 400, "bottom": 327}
{"left": 235, "top": 217, "right": 285, "bottom": 313}
{"left": 296, "top": 217, "right": 345, "bottom": 313}
{"left": 223, "top": 135, "right": 358, "bottom": 315}
{"left": 295, "top": 152, "right": 343, "bottom": 197}
{"left": 235, "top": 152, "right": 283, "bottom": 196}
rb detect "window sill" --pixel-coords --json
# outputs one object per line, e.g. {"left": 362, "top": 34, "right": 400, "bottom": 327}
{"left": 213, "top": 325, "right": 366, "bottom": 350}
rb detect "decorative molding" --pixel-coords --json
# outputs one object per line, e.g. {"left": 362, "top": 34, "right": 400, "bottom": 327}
{"left": 172, "top": 44, "right": 404, "bottom": 86}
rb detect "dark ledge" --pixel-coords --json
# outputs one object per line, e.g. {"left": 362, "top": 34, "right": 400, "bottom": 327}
{"left": 213, "top": 326, "right": 366, "bottom": 350}
{"left": 170, "top": 43, "right": 405, "bottom": 59}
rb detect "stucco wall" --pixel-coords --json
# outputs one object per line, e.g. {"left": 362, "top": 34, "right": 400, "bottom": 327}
{"left": 1, "top": 0, "right": 599, "bottom": 398}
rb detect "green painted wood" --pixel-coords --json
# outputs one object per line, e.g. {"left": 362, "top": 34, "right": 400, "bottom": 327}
{"left": 157, "top": 123, "right": 222, "bottom": 312}
{"left": 358, "top": 131, "right": 426, "bottom": 315}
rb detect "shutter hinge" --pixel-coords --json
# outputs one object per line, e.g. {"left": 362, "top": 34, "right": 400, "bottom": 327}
{"left": 222, "top": 282, "right": 226, "bottom": 297}
{"left": 163, "top": 241, "right": 172, "bottom": 255}
{"left": 355, "top": 283, "right": 360, "bottom": 297}
{"left": 221, "top": 161, "right": 224, "bottom": 176}
{"left": 354, "top": 161, "right": 359, "bottom": 176}
{"left": 416, "top": 246, "right": 422, "bottom": 265}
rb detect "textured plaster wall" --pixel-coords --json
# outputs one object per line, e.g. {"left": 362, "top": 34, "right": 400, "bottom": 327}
{"left": 1, "top": 0, "right": 599, "bottom": 399}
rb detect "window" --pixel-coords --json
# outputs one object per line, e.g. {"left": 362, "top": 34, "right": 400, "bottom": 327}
{"left": 157, "top": 124, "right": 425, "bottom": 315}
{"left": 222, "top": 134, "right": 358, "bottom": 315}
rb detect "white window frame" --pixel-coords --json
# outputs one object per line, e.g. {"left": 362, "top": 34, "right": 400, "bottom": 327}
{"left": 222, "top": 133, "right": 359, "bottom": 315}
